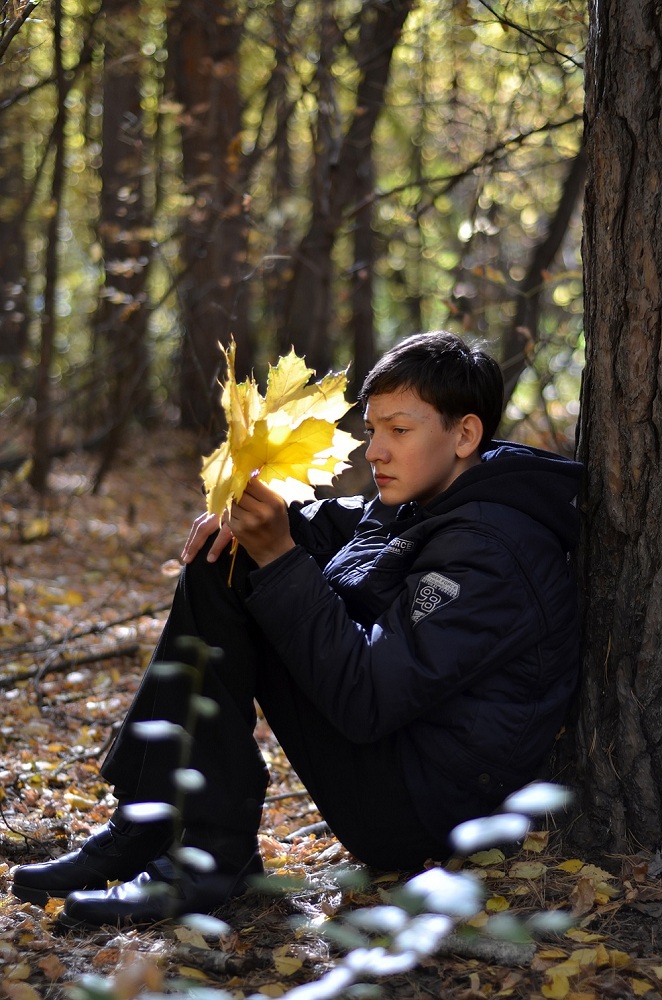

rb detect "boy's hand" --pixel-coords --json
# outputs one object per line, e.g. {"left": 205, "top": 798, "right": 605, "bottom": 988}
{"left": 181, "top": 512, "right": 233, "bottom": 564}
{"left": 229, "top": 479, "right": 295, "bottom": 568}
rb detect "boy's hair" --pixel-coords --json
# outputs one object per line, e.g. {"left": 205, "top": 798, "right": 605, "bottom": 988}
{"left": 358, "top": 331, "right": 504, "bottom": 451}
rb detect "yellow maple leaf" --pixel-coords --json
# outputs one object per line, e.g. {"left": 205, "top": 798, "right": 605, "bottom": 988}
{"left": 202, "top": 342, "right": 361, "bottom": 515}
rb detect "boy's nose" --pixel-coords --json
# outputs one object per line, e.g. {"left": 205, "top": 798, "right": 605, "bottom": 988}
{"left": 365, "top": 437, "right": 388, "bottom": 463}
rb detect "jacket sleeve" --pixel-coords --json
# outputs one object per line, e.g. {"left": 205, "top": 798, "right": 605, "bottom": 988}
{"left": 245, "top": 526, "right": 551, "bottom": 743}
{"left": 287, "top": 496, "right": 369, "bottom": 568}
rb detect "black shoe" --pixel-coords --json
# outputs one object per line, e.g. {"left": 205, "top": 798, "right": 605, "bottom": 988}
{"left": 55, "top": 852, "right": 263, "bottom": 931}
{"left": 11, "top": 812, "right": 173, "bottom": 906}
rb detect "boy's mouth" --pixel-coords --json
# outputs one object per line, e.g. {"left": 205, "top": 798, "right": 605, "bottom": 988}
{"left": 374, "top": 473, "right": 395, "bottom": 487}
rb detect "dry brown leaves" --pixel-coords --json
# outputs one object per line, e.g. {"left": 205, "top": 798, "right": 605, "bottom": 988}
{"left": 1, "top": 431, "right": 662, "bottom": 1000}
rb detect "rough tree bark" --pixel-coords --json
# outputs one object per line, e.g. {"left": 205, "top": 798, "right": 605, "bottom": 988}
{"left": 570, "top": 0, "right": 662, "bottom": 851}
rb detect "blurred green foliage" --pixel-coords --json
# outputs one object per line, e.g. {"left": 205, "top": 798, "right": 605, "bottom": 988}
{"left": 0, "top": 0, "right": 586, "bottom": 470}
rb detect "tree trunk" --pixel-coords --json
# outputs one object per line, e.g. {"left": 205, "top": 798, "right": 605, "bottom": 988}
{"left": 0, "top": 111, "right": 28, "bottom": 377}
{"left": 571, "top": 0, "right": 662, "bottom": 852}
{"left": 29, "top": 0, "right": 67, "bottom": 493}
{"left": 281, "top": 0, "right": 414, "bottom": 377}
{"left": 168, "top": 0, "right": 250, "bottom": 440}
{"left": 501, "top": 149, "right": 587, "bottom": 404}
{"left": 91, "top": 0, "right": 153, "bottom": 490}
{"left": 262, "top": 1, "right": 296, "bottom": 348}
{"left": 348, "top": 152, "right": 375, "bottom": 398}
{"left": 276, "top": 6, "right": 340, "bottom": 367}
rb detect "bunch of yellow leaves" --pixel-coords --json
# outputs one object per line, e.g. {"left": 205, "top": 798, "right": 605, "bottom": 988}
{"left": 201, "top": 342, "right": 362, "bottom": 516}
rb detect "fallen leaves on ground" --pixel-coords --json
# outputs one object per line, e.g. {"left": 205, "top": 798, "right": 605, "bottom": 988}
{"left": 1, "top": 431, "right": 662, "bottom": 1000}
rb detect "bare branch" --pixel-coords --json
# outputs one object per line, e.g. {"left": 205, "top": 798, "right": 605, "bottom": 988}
{"left": 501, "top": 146, "right": 587, "bottom": 402}
{"left": 476, "top": 0, "right": 584, "bottom": 69}
{"left": 345, "top": 113, "right": 584, "bottom": 219}
{"left": 0, "top": 641, "right": 141, "bottom": 690}
{"left": 0, "top": 0, "right": 40, "bottom": 64}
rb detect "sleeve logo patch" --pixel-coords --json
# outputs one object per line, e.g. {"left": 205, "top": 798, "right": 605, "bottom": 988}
{"left": 411, "top": 572, "right": 460, "bottom": 626}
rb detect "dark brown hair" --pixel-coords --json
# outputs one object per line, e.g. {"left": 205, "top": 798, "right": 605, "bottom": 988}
{"left": 359, "top": 331, "right": 504, "bottom": 451}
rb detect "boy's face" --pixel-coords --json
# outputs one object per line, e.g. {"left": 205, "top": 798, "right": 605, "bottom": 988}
{"left": 363, "top": 388, "right": 479, "bottom": 506}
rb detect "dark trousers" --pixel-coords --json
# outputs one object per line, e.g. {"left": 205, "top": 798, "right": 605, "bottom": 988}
{"left": 101, "top": 543, "right": 449, "bottom": 870}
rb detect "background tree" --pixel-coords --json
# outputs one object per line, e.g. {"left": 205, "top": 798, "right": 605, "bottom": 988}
{"left": 0, "top": 81, "right": 28, "bottom": 378}
{"left": 569, "top": 0, "right": 662, "bottom": 852}
{"left": 168, "top": 0, "right": 249, "bottom": 439}
{"left": 91, "top": 0, "right": 155, "bottom": 490}
{"left": 29, "top": 0, "right": 68, "bottom": 493}
{"left": 0, "top": 0, "right": 586, "bottom": 481}
{"left": 277, "top": 0, "right": 414, "bottom": 381}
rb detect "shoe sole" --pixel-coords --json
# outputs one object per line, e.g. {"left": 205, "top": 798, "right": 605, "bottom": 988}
{"left": 54, "top": 911, "right": 118, "bottom": 934}
{"left": 53, "top": 881, "right": 255, "bottom": 933}
{"left": 12, "top": 879, "right": 109, "bottom": 907}
{"left": 11, "top": 884, "right": 66, "bottom": 906}
{"left": 54, "top": 907, "right": 177, "bottom": 934}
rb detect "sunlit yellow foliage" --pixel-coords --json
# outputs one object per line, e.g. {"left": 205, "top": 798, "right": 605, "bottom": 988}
{"left": 201, "top": 342, "right": 361, "bottom": 515}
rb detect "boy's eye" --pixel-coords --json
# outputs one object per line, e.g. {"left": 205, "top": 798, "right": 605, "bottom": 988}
{"left": 393, "top": 427, "right": 408, "bottom": 435}
{"left": 364, "top": 427, "right": 374, "bottom": 438}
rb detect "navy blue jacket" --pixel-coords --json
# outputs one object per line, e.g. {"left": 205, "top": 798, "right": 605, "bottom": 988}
{"left": 245, "top": 442, "right": 581, "bottom": 836}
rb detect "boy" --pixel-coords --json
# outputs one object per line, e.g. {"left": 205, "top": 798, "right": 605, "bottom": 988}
{"left": 12, "top": 332, "right": 581, "bottom": 929}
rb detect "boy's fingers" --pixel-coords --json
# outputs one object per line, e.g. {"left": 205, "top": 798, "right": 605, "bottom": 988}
{"left": 207, "top": 522, "right": 233, "bottom": 562}
{"left": 242, "top": 478, "right": 283, "bottom": 507}
{"left": 181, "top": 512, "right": 221, "bottom": 563}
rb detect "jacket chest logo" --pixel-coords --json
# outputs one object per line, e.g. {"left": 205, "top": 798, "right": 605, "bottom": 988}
{"left": 385, "top": 537, "right": 416, "bottom": 555}
{"left": 411, "top": 572, "right": 460, "bottom": 626}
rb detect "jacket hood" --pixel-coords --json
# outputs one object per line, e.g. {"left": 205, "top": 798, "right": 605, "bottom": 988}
{"left": 424, "top": 440, "right": 582, "bottom": 551}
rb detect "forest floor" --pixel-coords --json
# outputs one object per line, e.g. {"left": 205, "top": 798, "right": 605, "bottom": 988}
{"left": 2, "top": 429, "right": 662, "bottom": 1000}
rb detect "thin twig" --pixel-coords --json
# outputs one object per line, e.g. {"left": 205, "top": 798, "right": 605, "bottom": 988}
{"left": 56, "top": 726, "right": 118, "bottom": 770}
{"left": 0, "top": 602, "right": 170, "bottom": 659}
{"left": 476, "top": 0, "right": 584, "bottom": 69}
{"left": 0, "top": 0, "right": 40, "bottom": 64}
{"left": 285, "top": 821, "right": 330, "bottom": 842}
{"left": 265, "top": 789, "right": 309, "bottom": 804}
{"left": 0, "top": 796, "right": 42, "bottom": 845}
{"left": 0, "top": 641, "right": 140, "bottom": 689}
{"left": 0, "top": 552, "right": 11, "bottom": 614}
{"left": 345, "top": 114, "right": 583, "bottom": 220}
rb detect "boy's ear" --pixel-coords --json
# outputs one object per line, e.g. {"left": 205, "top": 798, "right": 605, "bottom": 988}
{"left": 455, "top": 414, "right": 483, "bottom": 458}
